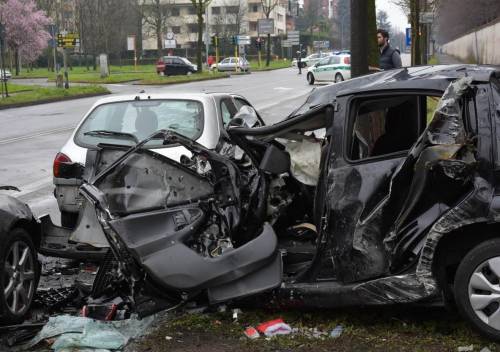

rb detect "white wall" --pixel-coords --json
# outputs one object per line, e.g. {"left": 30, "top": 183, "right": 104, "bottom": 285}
{"left": 442, "top": 19, "right": 500, "bottom": 64}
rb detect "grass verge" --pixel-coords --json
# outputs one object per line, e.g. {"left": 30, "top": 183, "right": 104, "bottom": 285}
{"left": 0, "top": 85, "right": 110, "bottom": 108}
{"left": 250, "top": 60, "right": 291, "bottom": 71}
{"left": 137, "top": 72, "right": 230, "bottom": 85}
{"left": 131, "top": 306, "right": 499, "bottom": 352}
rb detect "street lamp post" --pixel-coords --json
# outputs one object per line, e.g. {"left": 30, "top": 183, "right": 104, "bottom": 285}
{"left": 340, "top": 12, "right": 348, "bottom": 49}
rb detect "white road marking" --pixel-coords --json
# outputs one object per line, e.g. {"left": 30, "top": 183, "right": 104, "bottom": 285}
{"left": 0, "top": 126, "right": 74, "bottom": 145}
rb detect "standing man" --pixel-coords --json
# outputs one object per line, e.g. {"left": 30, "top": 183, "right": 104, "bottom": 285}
{"left": 377, "top": 29, "right": 402, "bottom": 70}
{"left": 297, "top": 50, "right": 302, "bottom": 74}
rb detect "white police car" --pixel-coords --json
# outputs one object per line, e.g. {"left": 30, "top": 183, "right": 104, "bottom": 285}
{"left": 306, "top": 54, "right": 351, "bottom": 85}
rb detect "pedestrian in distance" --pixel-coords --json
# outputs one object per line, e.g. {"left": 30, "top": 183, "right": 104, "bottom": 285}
{"left": 297, "top": 50, "right": 302, "bottom": 75}
{"left": 377, "top": 28, "right": 402, "bottom": 70}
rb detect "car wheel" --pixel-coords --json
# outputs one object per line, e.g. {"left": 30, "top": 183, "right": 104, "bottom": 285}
{"left": 335, "top": 73, "right": 344, "bottom": 83}
{"left": 0, "top": 228, "right": 39, "bottom": 323}
{"left": 61, "top": 211, "right": 78, "bottom": 228}
{"left": 454, "top": 238, "right": 500, "bottom": 341}
{"left": 307, "top": 73, "right": 315, "bottom": 85}
{"left": 187, "top": 71, "right": 192, "bottom": 76}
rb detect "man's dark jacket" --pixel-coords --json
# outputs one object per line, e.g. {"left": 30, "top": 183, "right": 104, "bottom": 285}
{"left": 379, "top": 45, "right": 402, "bottom": 70}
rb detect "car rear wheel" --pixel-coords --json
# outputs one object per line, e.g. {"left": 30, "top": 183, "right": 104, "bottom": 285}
{"left": 0, "top": 228, "right": 39, "bottom": 323}
{"left": 307, "top": 73, "right": 315, "bottom": 85}
{"left": 454, "top": 238, "right": 500, "bottom": 341}
{"left": 335, "top": 73, "right": 344, "bottom": 83}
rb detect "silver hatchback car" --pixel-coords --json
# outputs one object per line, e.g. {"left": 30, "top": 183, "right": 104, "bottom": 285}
{"left": 53, "top": 92, "right": 263, "bottom": 227}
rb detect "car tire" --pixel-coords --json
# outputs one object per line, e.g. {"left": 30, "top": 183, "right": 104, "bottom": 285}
{"left": 61, "top": 211, "right": 78, "bottom": 228}
{"left": 335, "top": 73, "right": 344, "bottom": 83}
{"left": 307, "top": 73, "right": 315, "bottom": 85}
{"left": 0, "top": 228, "right": 39, "bottom": 324}
{"left": 454, "top": 238, "right": 500, "bottom": 341}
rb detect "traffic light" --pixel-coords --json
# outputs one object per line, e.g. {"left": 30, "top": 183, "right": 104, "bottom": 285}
{"left": 231, "top": 36, "right": 237, "bottom": 45}
{"left": 211, "top": 35, "right": 218, "bottom": 47}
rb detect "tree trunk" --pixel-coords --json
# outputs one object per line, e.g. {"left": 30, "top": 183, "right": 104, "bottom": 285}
{"left": 197, "top": 10, "right": 204, "bottom": 73}
{"left": 156, "top": 28, "right": 163, "bottom": 58}
{"left": 350, "top": 0, "right": 368, "bottom": 77}
{"left": 14, "top": 49, "right": 19, "bottom": 76}
{"left": 367, "top": 0, "right": 378, "bottom": 68}
{"left": 266, "top": 33, "right": 271, "bottom": 66}
{"left": 410, "top": 0, "right": 421, "bottom": 65}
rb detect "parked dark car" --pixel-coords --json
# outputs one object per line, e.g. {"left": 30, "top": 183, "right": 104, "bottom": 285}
{"left": 156, "top": 56, "right": 197, "bottom": 76}
{"left": 0, "top": 187, "right": 40, "bottom": 324}
{"left": 40, "top": 65, "right": 500, "bottom": 340}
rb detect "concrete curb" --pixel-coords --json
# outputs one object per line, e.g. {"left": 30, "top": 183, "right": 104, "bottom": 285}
{"left": 134, "top": 74, "right": 230, "bottom": 86}
{"left": 0, "top": 91, "right": 111, "bottom": 110}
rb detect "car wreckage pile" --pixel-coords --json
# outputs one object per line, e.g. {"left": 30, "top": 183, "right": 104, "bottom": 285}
{"left": 3, "top": 65, "right": 500, "bottom": 348}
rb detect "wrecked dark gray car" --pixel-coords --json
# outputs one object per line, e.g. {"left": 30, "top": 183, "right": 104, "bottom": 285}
{"left": 41, "top": 65, "right": 500, "bottom": 340}
{"left": 0, "top": 187, "right": 40, "bottom": 324}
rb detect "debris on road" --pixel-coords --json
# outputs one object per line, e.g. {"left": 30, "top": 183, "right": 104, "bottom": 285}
{"left": 256, "top": 318, "right": 292, "bottom": 337}
{"left": 26, "top": 314, "right": 154, "bottom": 351}
{"left": 458, "top": 345, "right": 474, "bottom": 352}
{"left": 243, "top": 326, "right": 260, "bottom": 339}
{"left": 329, "top": 325, "right": 343, "bottom": 338}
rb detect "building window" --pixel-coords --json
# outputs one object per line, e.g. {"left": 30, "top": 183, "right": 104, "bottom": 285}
{"left": 249, "top": 21, "right": 257, "bottom": 31}
{"left": 171, "top": 7, "right": 180, "bottom": 16}
{"left": 251, "top": 4, "right": 259, "bottom": 12}
{"left": 187, "top": 24, "right": 198, "bottom": 33}
{"left": 226, "top": 6, "right": 239, "bottom": 14}
{"left": 187, "top": 6, "right": 196, "bottom": 15}
{"left": 277, "top": 14, "right": 283, "bottom": 21}
{"left": 172, "top": 26, "right": 181, "bottom": 34}
{"left": 212, "top": 6, "right": 221, "bottom": 14}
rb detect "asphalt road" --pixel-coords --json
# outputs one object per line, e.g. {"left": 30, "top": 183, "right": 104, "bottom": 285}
{"left": 0, "top": 67, "right": 314, "bottom": 221}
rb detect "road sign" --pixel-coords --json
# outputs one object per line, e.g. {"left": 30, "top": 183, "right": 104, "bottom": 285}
{"left": 57, "top": 33, "right": 79, "bottom": 48}
{"left": 287, "top": 30, "right": 299, "bottom": 38}
{"left": 282, "top": 40, "right": 292, "bottom": 48}
{"left": 313, "top": 40, "right": 329, "bottom": 49}
{"left": 164, "top": 39, "right": 176, "bottom": 49}
{"left": 258, "top": 19, "right": 274, "bottom": 34}
{"left": 127, "top": 35, "right": 135, "bottom": 51}
{"left": 406, "top": 27, "right": 411, "bottom": 47}
{"left": 419, "top": 12, "right": 433, "bottom": 24}
{"left": 237, "top": 35, "right": 251, "bottom": 45}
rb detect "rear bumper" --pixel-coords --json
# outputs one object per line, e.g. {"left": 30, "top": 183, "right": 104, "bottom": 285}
{"left": 53, "top": 177, "right": 83, "bottom": 214}
{"left": 38, "top": 214, "right": 107, "bottom": 260}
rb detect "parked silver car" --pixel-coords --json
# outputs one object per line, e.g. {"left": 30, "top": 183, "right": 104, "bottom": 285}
{"left": 53, "top": 92, "right": 263, "bottom": 228}
{"left": 211, "top": 57, "right": 250, "bottom": 72}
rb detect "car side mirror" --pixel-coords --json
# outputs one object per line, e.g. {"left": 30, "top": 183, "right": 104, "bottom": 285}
{"left": 226, "top": 117, "right": 245, "bottom": 129}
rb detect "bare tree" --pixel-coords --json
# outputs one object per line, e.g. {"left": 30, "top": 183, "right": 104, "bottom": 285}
{"left": 141, "top": 0, "right": 169, "bottom": 58}
{"left": 191, "top": 0, "right": 212, "bottom": 73}
{"left": 261, "top": 0, "right": 279, "bottom": 66}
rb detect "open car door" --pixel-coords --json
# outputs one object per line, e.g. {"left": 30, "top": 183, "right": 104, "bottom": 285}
{"left": 79, "top": 131, "right": 282, "bottom": 311}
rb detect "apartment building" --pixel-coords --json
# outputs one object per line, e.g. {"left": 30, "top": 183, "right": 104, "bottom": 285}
{"left": 141, "top": 0, "right": 289, "bottom": 50}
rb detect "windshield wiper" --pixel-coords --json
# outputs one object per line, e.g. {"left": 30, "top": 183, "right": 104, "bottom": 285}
{"left": 84, "top": 130, "right": 139, "bottom": 144}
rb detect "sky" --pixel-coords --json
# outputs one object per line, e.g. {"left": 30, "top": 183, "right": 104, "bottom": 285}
{"left": 375, "top": 0, "right": 410, "bottom": 32}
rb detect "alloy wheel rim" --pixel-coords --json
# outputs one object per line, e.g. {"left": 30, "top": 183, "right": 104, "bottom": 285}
{"left": 3, "top": 241, "right": 35, "bottom": 315}
{"left": 468, "top": 257, "right": 500, "bottom": 330}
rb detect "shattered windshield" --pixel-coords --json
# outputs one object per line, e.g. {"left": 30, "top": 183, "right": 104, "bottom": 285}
{"left": 75, "top": 99, "right": 204, "bottom": 148}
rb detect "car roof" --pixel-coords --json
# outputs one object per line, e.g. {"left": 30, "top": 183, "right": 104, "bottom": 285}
{"left": 292, "top": 64, "right": 500, "bottom": 115}
{"left": 90, "top": 92, "right": 225, "bottom": 107}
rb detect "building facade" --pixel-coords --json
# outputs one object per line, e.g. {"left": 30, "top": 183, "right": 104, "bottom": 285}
{"left": 141, "top": 0, "right": 289, "bottom": 51}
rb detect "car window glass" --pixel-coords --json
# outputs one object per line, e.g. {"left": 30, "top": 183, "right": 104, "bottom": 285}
{"left": 220, "top": 99, "right": 236, "bottom": 125}
{"left": 332, "top": 56, "right": 341, "bottom": 64}
{"left": 173, "top": 58, "right": 183, "bottom": 64}
{"left": 75, "top": 100, "right": 205, "bottom": 148}
{"left": 233, "top": 97, "right": 250, "bottom": 111}
{"left": 229, "top": 58, "right": 236, "bottom": 63}
{"left": 318, "top": 58, "right": 329, "bottom": 66}
{"left": 348, "top": 96, "right": 424, "bottom": 161}
{"left": 165, "top": 58, "right": 173, "bottom": 64}
{"left": 221, "top": 58, "right": 230, "bottom": 64}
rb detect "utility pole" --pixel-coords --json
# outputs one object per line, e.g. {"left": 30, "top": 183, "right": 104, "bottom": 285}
{"left": 0, "top": 23, "right": 8, "bottom": 97}
{"left": 350, "top": 0, "right": 368, "bottom": 77}
{"left": 205, "top": 5, "right": 209, "bottom": 67}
